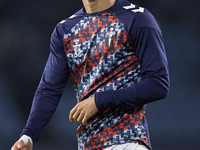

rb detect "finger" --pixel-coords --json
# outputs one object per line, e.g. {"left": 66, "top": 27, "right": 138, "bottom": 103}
{"left": 18, "top": 139, "right": 24, "bottom": 149}
{"left": 82, "top": 114, "right": 89, "bottom": 126}
{"left": 72, "top": 109, "right": 81, "bottom": 123}
{"left": 11, "top": 141, "right": 19, "bottom": 150}
{"left": 69, "top": 105, "right": 77, "bottom": 122}
{"left": 76, "top": 112, "right": 85, "bottom": 125}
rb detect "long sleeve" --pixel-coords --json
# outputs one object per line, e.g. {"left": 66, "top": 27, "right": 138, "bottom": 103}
{"left": 21, "top": 27, "right": 70, "bottom": 143}
{"left": 95, "top": 27, "right": 170, "bottom": 110}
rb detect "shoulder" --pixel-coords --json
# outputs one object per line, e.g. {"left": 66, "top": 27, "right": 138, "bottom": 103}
{"left": 52, "top": 8, "right": 84, "bottom": 37}
{"left": 113, "top": 0, "right": 161, "bottom": 32}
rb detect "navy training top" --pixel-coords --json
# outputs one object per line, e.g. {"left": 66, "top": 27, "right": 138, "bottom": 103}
{"left": 21, "top": 0, "right": 170, "bottom": 149}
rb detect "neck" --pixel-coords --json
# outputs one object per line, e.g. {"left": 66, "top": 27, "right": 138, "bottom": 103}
{"left": 82, "top": 0, "right": 116, "bottom": 14}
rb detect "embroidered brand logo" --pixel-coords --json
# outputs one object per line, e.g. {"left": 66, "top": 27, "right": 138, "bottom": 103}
{"left": 106, "top": 27, "right": 116, "bottom": 47}
{"left": 73, "top": 38, "right": 82, "bottom": 57}
{"left": 123, "top": 3, "right": 144, "bottom": 13}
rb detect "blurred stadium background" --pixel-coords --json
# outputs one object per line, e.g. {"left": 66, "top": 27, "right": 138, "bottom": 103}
{"left": 0, "top": 0, "right": 200, "bottom": 149}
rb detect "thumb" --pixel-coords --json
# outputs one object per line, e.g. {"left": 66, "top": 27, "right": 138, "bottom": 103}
{"left": 17, "top": 139, "right": 24, "bottom": 149}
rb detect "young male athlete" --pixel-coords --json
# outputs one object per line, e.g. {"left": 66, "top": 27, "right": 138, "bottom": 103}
{"left": 11, "top": 0, "right": 169, "bottom": 149}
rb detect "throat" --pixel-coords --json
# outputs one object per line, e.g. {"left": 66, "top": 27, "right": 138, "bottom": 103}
{"left": 83, "top": 0, "right": 116, "bottom": 14}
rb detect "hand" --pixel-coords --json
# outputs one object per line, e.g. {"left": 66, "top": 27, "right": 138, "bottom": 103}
{"left": 69, "top": 96, "right": 98, "bottom": 125}
{"left": 11, "top": 136, "right": 33, "bottom": 150}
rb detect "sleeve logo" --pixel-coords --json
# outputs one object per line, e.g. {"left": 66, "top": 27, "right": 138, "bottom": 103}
{"left": 123, "top": 3, "right": 144, "bottom": 13}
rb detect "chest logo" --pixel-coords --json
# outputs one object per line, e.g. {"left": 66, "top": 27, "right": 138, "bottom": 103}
{"left": 106, "top": 27, "right": 116, "bottom": 47}
{"left": 73, "top": 38, "right": 82, "bottom": 57}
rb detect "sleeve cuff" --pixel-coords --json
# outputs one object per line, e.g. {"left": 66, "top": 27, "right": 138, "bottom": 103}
{"left": 19, "top": 135, "right": 33, "bottom": 145}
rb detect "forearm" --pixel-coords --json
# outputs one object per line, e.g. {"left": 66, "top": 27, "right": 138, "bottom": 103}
{"left": 21, "top": 78, "right": 66, "bottom": 143}
{"left": 95, "top": 72, "right": 169, "bottom": 110}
